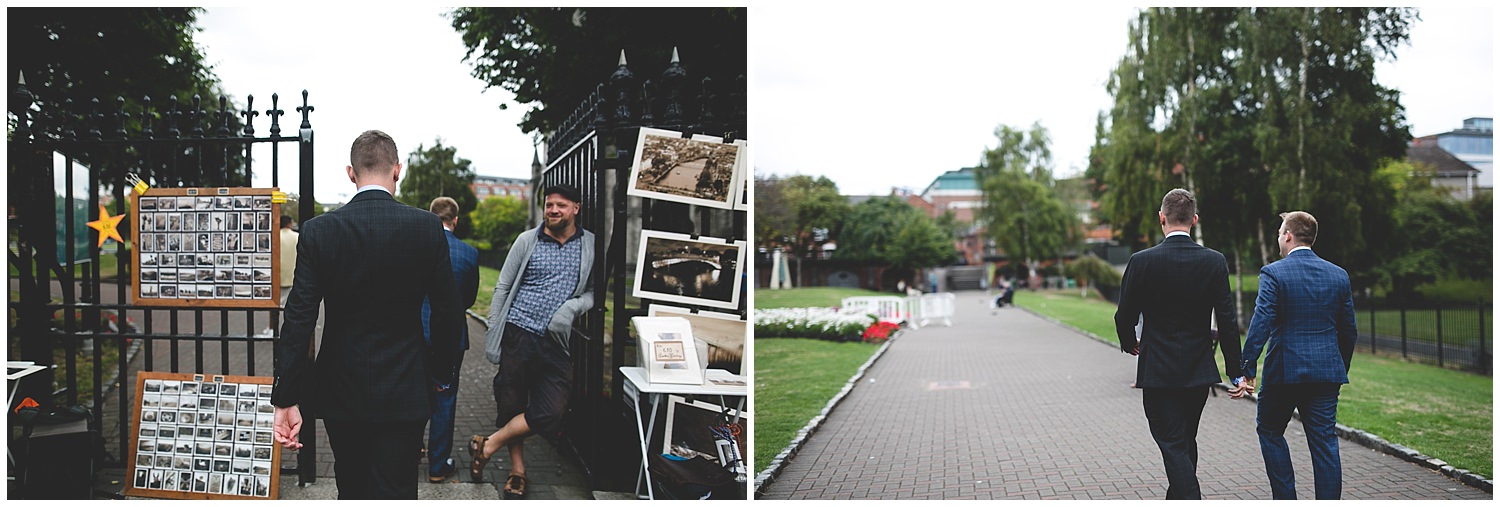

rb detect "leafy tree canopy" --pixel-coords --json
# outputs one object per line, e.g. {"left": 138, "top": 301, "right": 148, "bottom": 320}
{"left": 1089, "top": 7, "right": 1415, "bottom": 284}
{"left": 397, "top": 139, "right": 478, "bottom": 238}
{"left": 976, "top": 123, "right": 1080, "bottom": 267}
{"left": 9, "top": 8, "right": 245, "bottom": 188}
{"left": 836, "top": 195, "right": 956, "bottom": 272}
{"left": 449, "top": 7, "right": 746, "bottom": 135}
{"left": 469, "top": 195, "right": 529, "bottom": 259}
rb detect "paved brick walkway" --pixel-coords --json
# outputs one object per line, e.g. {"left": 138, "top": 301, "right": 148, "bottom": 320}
{"left": 19, "top": 279, "right": 597, "bottom": 499}
{"left": 759, "top": 291, "right": 1490, "bottom": 500}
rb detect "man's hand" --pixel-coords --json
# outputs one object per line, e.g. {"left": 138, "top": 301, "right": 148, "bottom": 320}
{"left": 1229, "top": 377, "right": 1256, "bottom": 399}
{"left": 273, "top": 405, "right": 304, "bottom": 450}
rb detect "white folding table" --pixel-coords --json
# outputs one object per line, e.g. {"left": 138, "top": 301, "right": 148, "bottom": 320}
{"left": 620, "top": 366, "right": 746, "bottom": 499}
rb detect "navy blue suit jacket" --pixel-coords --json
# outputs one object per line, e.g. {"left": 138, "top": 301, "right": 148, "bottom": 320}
{"left": 271, "top": 189, "right": 462, "bottom": 422}
{"left": 1240, "top": 248, "right": 1357, "bottom": 384}
{"left": 423, "top": 228, "right": 480, "bottom": 351}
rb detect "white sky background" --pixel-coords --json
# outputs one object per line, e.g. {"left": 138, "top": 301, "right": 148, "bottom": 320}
{"left": 753, "top": 4, "right": 1496, "bottom": 196}
{"left": 195, "top": 6, "right": 537, "bottom": 205}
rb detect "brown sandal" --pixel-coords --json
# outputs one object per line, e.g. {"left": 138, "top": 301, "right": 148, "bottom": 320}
{"left": 503, "top": 473, "right": 527, "bottom": 499}
{"left": 467, "top": 435, "right": 491, "bottom": 483}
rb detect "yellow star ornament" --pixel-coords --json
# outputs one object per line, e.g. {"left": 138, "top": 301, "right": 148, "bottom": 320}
{"left": 87, "top": 204, "right": 126, "bottom": 248}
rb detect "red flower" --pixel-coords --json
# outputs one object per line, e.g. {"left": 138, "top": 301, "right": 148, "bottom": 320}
{"left": 861, "top": 322, "right": 900, "bottom": 343}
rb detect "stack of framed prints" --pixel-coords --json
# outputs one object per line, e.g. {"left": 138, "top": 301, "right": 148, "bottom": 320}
{"left": 132, "top": 188, "right": 281, "bottom": 307}
{"left": 125, "top": 372, "right": 281, "bottom": 500}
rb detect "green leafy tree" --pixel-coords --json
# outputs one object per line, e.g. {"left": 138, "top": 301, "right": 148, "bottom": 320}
{"left": 449, "top": 7, "right": 746, "bottom": 135}
{"left": 975, "top": 123, "right": 1080, "bottom": 276}
{"left": 397, "top": 139, "right": 478, "bottom": 238}
{"left": 836, "top": 196, "right": 955, "bottom": 274}
{"left": 753, "top": 173, "right": 848, "bottom": 287}
{"left": 1064, "top": 253, "right": 1121, "bottom": 298}
{"left": 782, "top": 175, "right": 848, "bottom": 286}
{"left": 469, "top": 195, "right": 530, "bottom": 260}
{"left": 9, "top": 8, "right": 244, "bottom": 188}
{"left": 752, "top": 172, "right": 790, "bottom": 250}
{"left": 1091, "top": 7, "right": 1414, "bottom": 295}
{"left": 1379, "top": 164, "right": 1492, "bottom": 301}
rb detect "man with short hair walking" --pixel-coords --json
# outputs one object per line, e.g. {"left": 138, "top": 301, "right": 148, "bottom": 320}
{"left": 422, "top": 196, "right": 480, "bottom": 483}
{"left": 270, "top": 130, "right": 462, "bottom": 499}
{"left": 1114, "top": 188, "right": 1244, "bottom": 499}
{"left": 1235, "top": 211, "right": 1357, "bottom": 500}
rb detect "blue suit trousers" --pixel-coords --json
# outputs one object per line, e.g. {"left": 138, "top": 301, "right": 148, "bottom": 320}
{"left": 1257, "top": 383, "right": 1342, "bottom": 499}
{"left": 428, "top": 371, "right": 460, "bottom": 476}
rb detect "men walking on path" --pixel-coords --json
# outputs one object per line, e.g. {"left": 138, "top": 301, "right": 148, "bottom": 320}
{"left": 757, "top": 292, "right": 1488, "bottom": 500}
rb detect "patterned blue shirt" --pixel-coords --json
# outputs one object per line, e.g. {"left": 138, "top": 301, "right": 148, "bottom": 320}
{"left": 506, "top": 227, "right": 583, "bottom": 336}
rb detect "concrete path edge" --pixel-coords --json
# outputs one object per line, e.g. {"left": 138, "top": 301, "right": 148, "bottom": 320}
{"left": 753, "top": 333, "right": 898, "bottom": 498}
{"left": 1019, "top": 306, "right": 1493, "bottom": 494}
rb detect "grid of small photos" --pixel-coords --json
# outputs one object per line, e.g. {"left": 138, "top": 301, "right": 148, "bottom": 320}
{"left": 136, "top": 194, "right": 276, "bottom": 301}
{"left": 131, "top": 377, "right": 277, "bottom": 498}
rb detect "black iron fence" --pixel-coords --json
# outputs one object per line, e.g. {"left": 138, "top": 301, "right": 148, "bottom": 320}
{"left": 540, "top": 50, "right": 745, "bottom": 491}
{"left": 1354, "top": 299, "right": 1492, "bottom": 374}
{"left": 8, "top": 79, "right": 318, "bottom": 483}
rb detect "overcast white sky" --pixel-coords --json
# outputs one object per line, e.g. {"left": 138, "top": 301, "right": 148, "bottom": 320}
{"left": 753, "top": 4, "right": 1496, "bottom": 196}
{"left": 196, "top": 6, "right": 537, "bottom": 205}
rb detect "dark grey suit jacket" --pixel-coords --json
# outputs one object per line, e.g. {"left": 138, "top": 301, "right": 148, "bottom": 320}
{"left": 1114, "top": 234, "right": 1243, "bottom": 388}
{"left": 272, "top": 189, "right": 462, "bottom": 422}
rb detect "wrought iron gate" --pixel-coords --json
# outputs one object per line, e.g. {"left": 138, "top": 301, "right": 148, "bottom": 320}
{"left": 540, "top": 51, "right": 746, "bottom": 491}
{"left": 7, "top": 79, "right": 318, "bottom": 482}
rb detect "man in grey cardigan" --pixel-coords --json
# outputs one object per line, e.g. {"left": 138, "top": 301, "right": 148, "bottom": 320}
{"left": 468, "top": 184, "right": 594, "bottom": 499}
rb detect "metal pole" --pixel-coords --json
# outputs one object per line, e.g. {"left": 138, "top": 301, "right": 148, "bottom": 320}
{"left": 1436, "top": 306, "right": 1444, "bottom": 368}
{"left": 1400, "top": 305, "right": 1407, "bottom": 359}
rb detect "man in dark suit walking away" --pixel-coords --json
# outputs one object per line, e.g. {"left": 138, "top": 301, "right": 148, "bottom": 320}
{"left": 271, "top": 130, "right": 463, "bottom": 499}
{"left": 421, "top": 196, "right": 480, "bottom": 483}
{"left": 1233, "top": 211, "right": 1357, "bottom": 500}
{"left": 1114, "top": 188, "right": 1245, "bottom": 499}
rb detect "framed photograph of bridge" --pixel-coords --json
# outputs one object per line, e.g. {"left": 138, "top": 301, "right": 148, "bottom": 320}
{"left": 626, "top": 128, "right": 743, "bottom": 210}
{"left": 124, "top": 372, "right": 281, "bottom": 500}
{"left": 633, "top": 230, "right": 745, "bottom": 310}
{"left": 131, "top": 187, "right": 281, "bottom": 308}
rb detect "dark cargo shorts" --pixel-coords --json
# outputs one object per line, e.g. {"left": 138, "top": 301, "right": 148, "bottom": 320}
{"left": 492, "top": 322, "right": 572, "bottom": 437}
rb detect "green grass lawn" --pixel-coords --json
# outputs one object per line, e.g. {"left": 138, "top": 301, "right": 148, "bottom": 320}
{"left": 752, "top": 287, "right": 888, "bottom": 473}
{"left": 475, "top": 264, "right": 500, "bottom": 315}
{"left": 1017, "top": 289, "right": 1493, "bottom": 478}
{"left": 753, "top": 337, "right": 881, "bottom": 474}
{"left": 753, "top": 286, "right": 889, "bottom": 309}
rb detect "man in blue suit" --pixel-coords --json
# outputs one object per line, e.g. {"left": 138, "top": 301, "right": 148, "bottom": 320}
{"left": 422, "top": 196, "right": 480, "bottom": 483}
{"left": 1235, "top": 211, "right": 1357, "bottom": 500}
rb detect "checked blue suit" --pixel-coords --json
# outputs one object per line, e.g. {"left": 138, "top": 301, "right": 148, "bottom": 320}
{"left": 421, "top": 228, "right": 479, "bottom": 478}
{"left": 1240, "top": 247, "right": 1357, "bottom": 500}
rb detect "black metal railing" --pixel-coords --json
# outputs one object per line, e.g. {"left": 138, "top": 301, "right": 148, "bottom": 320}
{"left": 538, "top": 49, "right": 746, "bottom": 492}
{"left": 1354, "top": 299, "right": 1492, "bottom": 374}
{"left": 8, "top": 78, "right": 317, "bottom": 483}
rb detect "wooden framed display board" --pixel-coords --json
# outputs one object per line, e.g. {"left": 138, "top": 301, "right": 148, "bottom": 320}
{"left": 124, "top": 372, "right": 282, "bottom": 500}
{"left": 131, "top": 188, "right": 281, "bottom": 308}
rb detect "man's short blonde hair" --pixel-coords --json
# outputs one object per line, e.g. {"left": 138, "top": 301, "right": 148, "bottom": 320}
{"left": 429, "top": 196, "right": 460, "bottom": 222}
{"left": 1279, "top": 211, "right": 1318, "bottom": 246}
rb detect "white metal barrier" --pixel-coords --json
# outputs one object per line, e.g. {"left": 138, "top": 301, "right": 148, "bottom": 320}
{"left": 912, "top": 292, "right": 955, "bottom": 328}
{"left": 840, "top": 296, "right": 910, "bottom": 326}
{"left": 841, "top": 293, "right": 955, "bottom": 329}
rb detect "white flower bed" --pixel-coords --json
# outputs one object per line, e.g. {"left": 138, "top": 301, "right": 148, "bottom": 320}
{"left": 754, "top": 307, "right": 876, "bottom": 341}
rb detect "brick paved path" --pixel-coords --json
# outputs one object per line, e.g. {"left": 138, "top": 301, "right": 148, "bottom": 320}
{"left": 759, "top": 291, "right": 1489, "bottom": 500}
{"left": 27, "top": 280, "right": 597, "bottom": 499}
